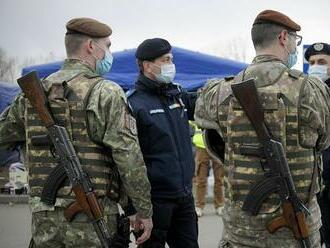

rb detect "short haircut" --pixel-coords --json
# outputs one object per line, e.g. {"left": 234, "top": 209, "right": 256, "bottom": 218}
{"left": 251, "top": 23, "right": 291, "bottom": 49}
{"left": 65, "top": 34, "right": 89, "bottom": 56}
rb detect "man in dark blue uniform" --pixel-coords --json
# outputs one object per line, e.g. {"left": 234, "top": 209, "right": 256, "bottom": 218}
{"left": 305, "top": 42, "right": 330, "bottom": 248}
{"left": 127, "top": 38, "right": 198, "bottom": 248}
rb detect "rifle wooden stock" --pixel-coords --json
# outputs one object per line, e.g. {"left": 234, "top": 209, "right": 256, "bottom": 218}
{"left": 267, "top": 201, "right": 309, "bottom": 239}
{"left": 231, "top": 79, "right": 270, "bottom": 141}
{"left": 17, "top": 71, "right": 55, "bottom": 128}
{"left": 65, "top": 185, "right": 103, "bottom": 222}
{"left": 87, "top": 192, "right": 103, "bottom": 220}
{"left": 65, "top": 185, "right": 94, "bottom": 221}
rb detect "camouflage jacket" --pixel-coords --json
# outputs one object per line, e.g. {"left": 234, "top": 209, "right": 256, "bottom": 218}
{"left": 0, "top": 59, "right": 152, "bottom": 218}
{"left": 195, "top": 55, "right": 330, "bottom": 246}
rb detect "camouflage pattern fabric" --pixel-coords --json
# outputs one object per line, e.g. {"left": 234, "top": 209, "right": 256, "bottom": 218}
{"left": 25, "top": 74, "right": 118, "bottom": 199}
{"left": 31, "top": 199, "right": 118, "bottom": 248}
{"left": 219, "top": 199, "right": 321, "bottom": 247}
{"left": 195, "top": 55, "right": 330, "bottom": 247}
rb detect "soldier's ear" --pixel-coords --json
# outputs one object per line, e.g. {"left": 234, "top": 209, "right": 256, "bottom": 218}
{"left": 86, "top": 39, "right": 95, "bottom": 54}
{"left": 278, "top": 30, "right": 289, "bottom": 47}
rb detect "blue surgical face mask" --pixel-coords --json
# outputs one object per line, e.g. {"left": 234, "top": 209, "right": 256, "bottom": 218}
{"left": 286, "top": 48, "right": 298, "bottom": 68}
{"left": 93, "top": 42, "right": 113, "bottom": 75}
{"left": 284, "top": 37, "right": 298, "bottom": 68}
{"left": 308, "top": 65, "right": 329, "bottom": 81}
{"left": 154, "top": 63, "right": 176, "bottom": 84}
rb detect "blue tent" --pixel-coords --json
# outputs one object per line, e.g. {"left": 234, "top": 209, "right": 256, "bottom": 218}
{"left": 22, "top": 47, "right": 247, "bottom": 91}
{"left": 0, "top": 81, "right": 21, "bottom": 113}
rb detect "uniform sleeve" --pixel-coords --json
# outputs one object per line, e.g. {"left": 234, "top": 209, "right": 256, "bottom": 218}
{"left": 194, "top": 79, "right": 223, "bottom": 130}
{"left": 0, "top": 94, "right": 26, "bottom": 149}
{"left": 85, "top": 81, "right": 152, "bottom": 218}
{"left": 298, "top": 76, "right": 330, "bottom": 151}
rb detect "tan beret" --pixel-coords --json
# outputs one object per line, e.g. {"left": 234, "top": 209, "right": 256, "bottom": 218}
{"left": 66, "top": 17, "right": 112, "bottom": 38}
{"left": 253, "top": 10, "right": 301, "bottom": 32}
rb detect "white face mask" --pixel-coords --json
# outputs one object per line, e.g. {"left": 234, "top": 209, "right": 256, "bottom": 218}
{"left": 153, "top": 63, "right": 176, "bottom": 84}
{"left": 308, "top": 65, "right": 329, "bottom": 81}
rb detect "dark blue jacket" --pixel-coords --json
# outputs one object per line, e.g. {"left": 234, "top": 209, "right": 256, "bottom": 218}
{"left": 127, "top": 74, "right": 196, "bottom": 198}
{"left": 323, "top": 147, "right": 330, "bottom": 187}
{"left": 322, "top": 78, "right": 330, "bottom": 188}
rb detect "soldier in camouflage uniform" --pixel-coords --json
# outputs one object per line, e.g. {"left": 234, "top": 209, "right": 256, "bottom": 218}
{"left": 194, "top": 10, "right": 330, "bottom": 248}
{"left": 0, "top": 18, "right": 153, "bottom": 247}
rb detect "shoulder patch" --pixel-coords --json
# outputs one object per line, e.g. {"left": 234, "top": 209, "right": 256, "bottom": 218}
{"left": 124, "top": 112, "right": 137, "bottom": 135}
{"left": 288, "top": 69, "right": 303, "bottom": 79}
{"left": 126, "top": 89, "right": 137, "bottom": 98}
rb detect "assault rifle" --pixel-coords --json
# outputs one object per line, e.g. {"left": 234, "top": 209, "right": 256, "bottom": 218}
{"left": 231, "top": 79, "right": 311, "bottom": 248}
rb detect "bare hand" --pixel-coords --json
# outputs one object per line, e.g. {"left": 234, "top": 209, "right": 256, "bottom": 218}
{"left": 134, "top": 215, "right": 153, "bottom": 245}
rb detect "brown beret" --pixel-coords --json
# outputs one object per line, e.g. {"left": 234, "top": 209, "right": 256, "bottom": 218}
{"left": 253, "top": 10, "right": 301, "bottom": 32}
{"left": 66, "top": 17, "right": 112, "bottom": 38}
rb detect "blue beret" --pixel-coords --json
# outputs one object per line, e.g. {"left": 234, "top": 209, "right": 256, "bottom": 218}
{"left": 135, "top": 38, "right": 171, "bottom": 61}
{"left": 304, "top": 43, "right": 330, "bottom": 61}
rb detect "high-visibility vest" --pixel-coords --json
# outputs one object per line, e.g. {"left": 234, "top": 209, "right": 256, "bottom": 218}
{"left": 191, "top": 122, "right": 205, "bottom": 149}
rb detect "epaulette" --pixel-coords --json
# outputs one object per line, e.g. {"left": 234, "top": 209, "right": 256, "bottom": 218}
{"left": 224, "top": 75, "right": 235, "bottom": 81}
{"left": 288, "top": 69, "right": 303, "bottom": 79}
{"left": 126, "top": 89, "right": 137, "bottom": 98}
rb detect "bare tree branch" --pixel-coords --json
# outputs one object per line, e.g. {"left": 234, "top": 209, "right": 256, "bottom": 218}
{"left": 202, "top": 36, "right": 251, "bottom": 63}
{"left": 0, "top": 47, "right": 18, "bottom": 83}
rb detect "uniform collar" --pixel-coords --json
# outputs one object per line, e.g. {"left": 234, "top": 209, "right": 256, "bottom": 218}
{"left": 61, "top": 59, "right": 98, "bottom": 77}
{"left": 252, "top": 54, "right": 285, "bottom": 65}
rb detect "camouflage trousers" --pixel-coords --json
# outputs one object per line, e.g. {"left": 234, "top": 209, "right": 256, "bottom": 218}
{"left": 31, "top": 206, "right": 118, "bottom": 248}
{"left": 219, "top": 199, "right": 322, "bottom": 248}
{"left": 219, "top": 227, "right": 321, "bottom": 248}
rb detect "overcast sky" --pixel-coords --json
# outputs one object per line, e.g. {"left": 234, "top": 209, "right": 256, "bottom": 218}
{"left": 1, "top": 0, "right": 329, "bottom": 67}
